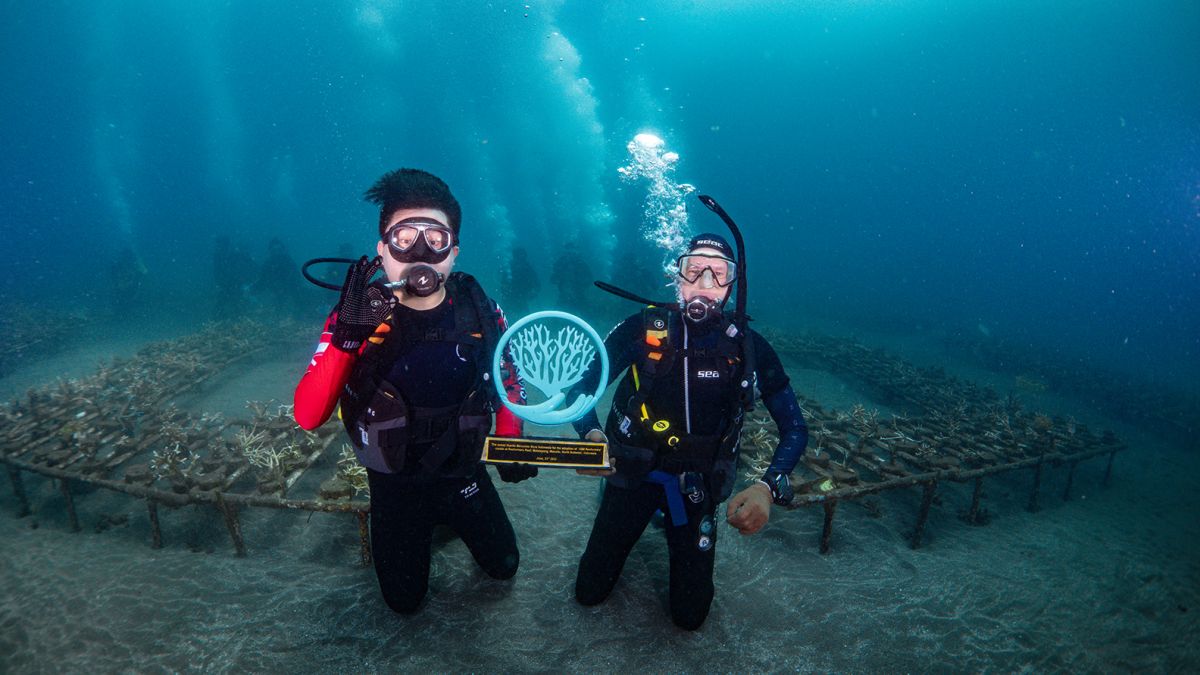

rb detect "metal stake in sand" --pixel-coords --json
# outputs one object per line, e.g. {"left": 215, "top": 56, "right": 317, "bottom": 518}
{"left": 7, "top": 466, "right": 30, "bottom": 517}
{"left": 357, "top": 512, "right": 371, "bottom": 567}
{"left": 819, "top": 499, "right": 838, "bottom": 554}
{"left": 911, "top": 480, "right": 937, "bottom": 549}
{"left": 1027, "top": 456, "right": 1043, "bottom": 513}
{"left": 215, "top": 491, "right": 246, "bottom": 557}
{"left": 965, "top": 477, "right": 986, "bottom": 526}
{"left": 1062, "top": 460, "right": 1078, "bottom": 501}
{"left": 59, "top": 478, "right": 81, "bottom": 532}
{"left": 146, "top": 499, "right": 163, "bottom": 549}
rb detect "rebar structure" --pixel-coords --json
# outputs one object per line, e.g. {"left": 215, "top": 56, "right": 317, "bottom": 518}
{"left": 742, "top": 331, "right": 1128, "bottom": 553}
{"left": 1, "top": 323, "right": 1127, "bottom": 559}
{"left": 0, "top": 321, "right": 371, "bottom": 559}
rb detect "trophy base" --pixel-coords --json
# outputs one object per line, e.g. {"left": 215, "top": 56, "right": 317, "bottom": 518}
{"left": 482, "top": 436, "right": 610, "bottom": 469}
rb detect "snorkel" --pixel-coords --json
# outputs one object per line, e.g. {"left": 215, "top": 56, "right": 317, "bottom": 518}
{"left": 595, "top": 193, "right": 750, "bottom": 328}
{"left": 696, "top": 194, "right": 749, "bottom": 329}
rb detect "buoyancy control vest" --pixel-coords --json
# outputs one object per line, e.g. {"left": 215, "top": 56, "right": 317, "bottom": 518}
{"left": 338, "top": 272, "right": 502, "bottom": 477}
{"left": 606, "top": 306, "right": 757, "bottom": 499}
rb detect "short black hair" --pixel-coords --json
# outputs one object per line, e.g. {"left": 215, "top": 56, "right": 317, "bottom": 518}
{"left": 364, "top": 168, "right": 462, "bottom": 238}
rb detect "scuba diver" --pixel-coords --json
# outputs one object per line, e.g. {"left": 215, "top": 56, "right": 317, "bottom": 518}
{"left": 105, "top": 244, "right": 148, "bottom": 317}
{"left": 568, "top": 196, "right": 808, "bottom": 630}
{"left": 500, "top": 245, "right": 540, "bottom": 318}
{"left": 253, "top": 237, "right": 307, "bottom": 318}
{"left": 212, "top": 235, "right": 256, "bottom": 319}
{"left": 550, "top": 239, "right": 594, "bottom": 312}
{"left": 293, "top": 168, "right": 535, "bottom": 614}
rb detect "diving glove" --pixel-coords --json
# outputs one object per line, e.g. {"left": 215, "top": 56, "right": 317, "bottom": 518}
{"left": 331, "top": 256, "right": 394, "bottom": 352}
{"left": 496, "top": 463, "right": 538, "bottom": 483}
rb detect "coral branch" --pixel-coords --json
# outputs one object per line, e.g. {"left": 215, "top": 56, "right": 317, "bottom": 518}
{"left": 508, "top": 323, "right": 596, "bottom": 398}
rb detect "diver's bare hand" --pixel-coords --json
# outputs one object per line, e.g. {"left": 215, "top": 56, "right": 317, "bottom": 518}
{"left": 575, "top": 429, "right": 615, "bottom": 476}
{"left": 726, "top": 482, "right": 772, "bottom": 534}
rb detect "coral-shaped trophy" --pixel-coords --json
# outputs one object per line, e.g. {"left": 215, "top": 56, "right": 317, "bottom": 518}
{"left": 492, "top": 311, "right": 609, "bottom": 426}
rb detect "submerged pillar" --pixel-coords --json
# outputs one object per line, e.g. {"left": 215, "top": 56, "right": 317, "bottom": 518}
{"left": 911, "top": 481, "right": 937, "bottom": 549}
{"left": 357, "top": 511, "right": 372, "bottom": 567}
{"left": 820, "top": 499, "right": 838, "bottom": 555}
{"left": 1027, "top": 458, "right": 1043, "bottom": 513}
{"left": 146, "top": 499, "right": 163, "bottom": 549}
{"left": 1062, "top": 461, "right": 1078, "bottom": 501}
{"left": 215, "top": 492, "right": 246, "bottom": 557}
{"left": 7, "top": 466, "right": 30, "bottom": 518}
{"left": 1102, "top": 450, "right": 1117, "bottom": 488}
{"left": 60, "top": 478, "right": 81, "bottom": 532}
{"left": 965, "top": 476, "right": 986, "bottom": 526}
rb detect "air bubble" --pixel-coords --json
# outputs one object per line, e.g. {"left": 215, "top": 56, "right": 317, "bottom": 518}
{"left": 619, "top": 134, "right": 694, "bottom": 274}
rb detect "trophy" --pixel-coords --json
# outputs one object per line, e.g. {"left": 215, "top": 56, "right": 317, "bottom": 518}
{"left": 483, "top": 311, "right": 610, "bottom": 469}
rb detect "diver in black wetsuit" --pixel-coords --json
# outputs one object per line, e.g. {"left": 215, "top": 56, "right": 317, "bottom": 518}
{"left": 254, "top": 238, "right": 307, "bottom": 318}
{"left": 212, "top": 235, "right": 255, "bottom": 319}
{"left": 500, "top": 246, "right": 541, "bottom": 318}
{"left": 550, "top": 239, "right": 593, "bottom": 312}
{"left": 294, "top": 169, "right": 534, "bottom": 613}
{"left": 570, "top": 229, "right": 808, "bottom": 631}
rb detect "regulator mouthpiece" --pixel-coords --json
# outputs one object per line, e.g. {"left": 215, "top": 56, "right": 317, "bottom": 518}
{"left": 684, "top": 296, "right": 722, "bottom": 324}
{"left": 384, "top": 264, "right": 445, "bottom": 297}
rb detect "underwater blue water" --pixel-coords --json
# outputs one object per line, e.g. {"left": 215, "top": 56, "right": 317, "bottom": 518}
{"left": 2, "top": 1, "right": 1196, "bottom": 388}
{"left": 1, "top": 1, "right": 1198, "bottom": 671}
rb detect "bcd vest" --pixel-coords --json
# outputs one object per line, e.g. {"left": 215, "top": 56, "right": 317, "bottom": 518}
{"left": 338, "top": 272, "right": 502, "bottom": 477}
{"left": 606, "top": 306, "right": 756, "bottom": 498}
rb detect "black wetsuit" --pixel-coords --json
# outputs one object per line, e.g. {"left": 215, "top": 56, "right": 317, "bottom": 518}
{"left": 571, "top": 311, "right": 807, "bottom": 630}
{"left": 365, "top": 300, "right": 519, "bottom": 613}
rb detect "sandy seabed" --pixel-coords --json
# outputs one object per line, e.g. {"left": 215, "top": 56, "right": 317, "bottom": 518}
{"left": 1, "top": 326, "right": 1196, "bottom": 673}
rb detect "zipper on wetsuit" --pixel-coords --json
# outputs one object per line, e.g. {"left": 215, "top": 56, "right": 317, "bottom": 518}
{"left": 683, "top": 320, "right": 691, "bottom": 434}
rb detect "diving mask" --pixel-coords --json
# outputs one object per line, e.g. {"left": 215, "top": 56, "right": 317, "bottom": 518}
{"left": 383, "top": 217, "right": 455, "bottom": 264}
{"left": 676, "top": 253, "right": 738, "bottom": 289}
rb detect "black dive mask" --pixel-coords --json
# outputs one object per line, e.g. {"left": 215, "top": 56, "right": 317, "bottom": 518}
{"left": 382, "top": 218, "right": 454, "bottom": 264}
{"left": 684, "top": 295, "right": 723, "bottom": 324}
{"left": 385, "top": 264, "right": 445, "bottom": 297}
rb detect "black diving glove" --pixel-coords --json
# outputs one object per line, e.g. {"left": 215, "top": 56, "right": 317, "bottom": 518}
{"left": 331, "top": 256, "right": 395, "bottom": 352}
{"left": 496, "top": 463, "right": 538, "bottom": 483}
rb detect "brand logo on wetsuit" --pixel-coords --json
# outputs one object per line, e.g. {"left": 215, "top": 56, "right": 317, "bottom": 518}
{"left": 460, "top": 482, "right": 479, "bottom": 499}
{"left": 697, "top": 515, "right": 714, "bottom": 550}
{"left": 696, "top": 370, "right": 720, "bottom": 379}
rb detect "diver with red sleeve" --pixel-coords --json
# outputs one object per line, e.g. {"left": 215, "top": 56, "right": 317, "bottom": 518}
{"left": 294, "top": 168, "right": 534, "bottom": 614}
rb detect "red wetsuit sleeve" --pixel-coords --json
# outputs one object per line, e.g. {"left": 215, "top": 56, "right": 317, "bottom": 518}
{"left": 493, "top": 304, "right": 524, "bottom": 438}
{"left": 293, "top": 312, "right": 359, "bottom": 431}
